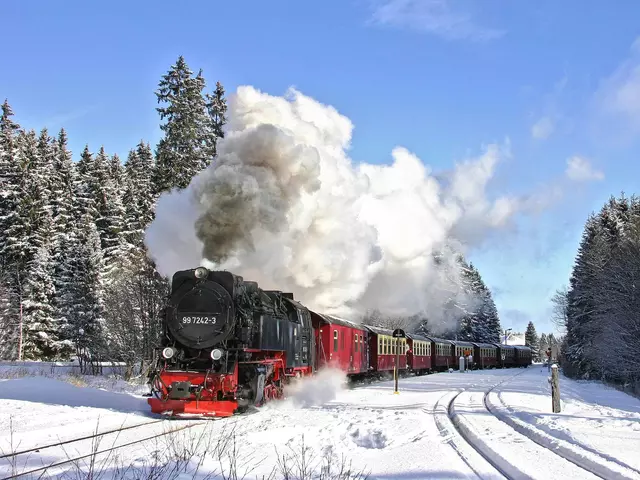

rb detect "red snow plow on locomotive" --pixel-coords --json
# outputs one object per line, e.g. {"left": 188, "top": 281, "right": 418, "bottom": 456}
{"left": 147, "top": 267, "right": 531, "bottom": 417}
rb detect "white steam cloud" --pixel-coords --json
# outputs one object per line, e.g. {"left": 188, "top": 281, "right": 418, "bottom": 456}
{"left": 282, "top": 367, "right": 348, "bottom": 408}
{"left": 145, "top": 86, "right": 521, "bottom": 323}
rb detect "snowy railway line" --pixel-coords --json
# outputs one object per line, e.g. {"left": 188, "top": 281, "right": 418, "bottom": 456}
{"left": 0, "top": 418, "right": 165, "bottom": 462}
{"left": 0, "top": 418, "right": 208, "bottom": 479}
{"left": 1, "top": 367, "right": 639, "bottom": 479}
{"left": 439, "top": 373, "right": 640, "bottom": 480}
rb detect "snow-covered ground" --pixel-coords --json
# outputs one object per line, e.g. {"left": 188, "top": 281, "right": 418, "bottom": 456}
{"left": 1, "top": 364, "right": 639, "bottom": 479}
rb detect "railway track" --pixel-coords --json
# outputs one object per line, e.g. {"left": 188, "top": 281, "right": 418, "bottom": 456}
{"left": 485, "top": 387, "right": 640, "bottom": 480}
{"left": 0, "top": 418, "right": 208, "bottom": 479}
{"left": 435, "top": 371, "right": 638, "bottom": 480}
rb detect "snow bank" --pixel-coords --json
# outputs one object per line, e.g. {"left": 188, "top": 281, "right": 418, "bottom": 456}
{"left": 0, "top": 376, "right": 148, "bottom": 412}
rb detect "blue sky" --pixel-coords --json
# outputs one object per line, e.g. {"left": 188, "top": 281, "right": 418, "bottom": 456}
{"left": 3, "top": 0, "right": 640, "bottom": 336}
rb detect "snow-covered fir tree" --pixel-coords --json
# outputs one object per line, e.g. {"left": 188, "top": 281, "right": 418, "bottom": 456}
{"left": 0, "top": 100, "right": 22, "bottom": 359}
{"left": 74, "top": 145, "right": 98, "bottom": 221}
{"left": 109, "top": 153, "right": 124, "bottom": 191}
{"left": 57, "top": 214, "right": 106, "bottom": 367}
{"left": 524, "top": 321, "right": 540, "bottom": 361}
{"left": 205, "top": 81, "right": 228, "bottom": 159}
{"left": 153, "top": 56, "right": 225, "bottom": 193}
{"left": 122, "top": 141, "right": 156, "bottom": 260}
{"left": 564, "top": 193, "right": 640, "bottom": 387}
{"left": 87, "top": 146, "right": 126, "bottom": 279}
{"left": 0, "top": 275, "right": 17, "bottom": 360}
{"left": 21, "top": 245, "right": 65, "bottom": 360}
{"left": 456, "top": 260, "right": 501, "bottom": 343}
{"left": 50, "top": 129, "right": 77, "bottom": 260}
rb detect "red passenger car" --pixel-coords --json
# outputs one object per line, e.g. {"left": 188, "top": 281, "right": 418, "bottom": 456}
{"left": 473, "top": 342, "right": 498, "bottom": 368}
{"left": 406, "top": 333, "right": 432, "bottom": 374}
{"left": 311, "top": 313, "right": 369, "bottom": 375}
{"left": 428, "top": 336, "right": 454, "bottom": 371}
{"left": 366, "top": 326, "right": 408, "bottom": 374}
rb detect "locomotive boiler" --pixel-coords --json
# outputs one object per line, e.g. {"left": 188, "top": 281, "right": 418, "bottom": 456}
{"left": 147, "top": 267, "right": 315, "bottom": 417}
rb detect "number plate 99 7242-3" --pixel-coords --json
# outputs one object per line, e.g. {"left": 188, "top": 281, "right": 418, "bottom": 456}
{"left": 179, "top": 316, "right": 217, "bottom": 325}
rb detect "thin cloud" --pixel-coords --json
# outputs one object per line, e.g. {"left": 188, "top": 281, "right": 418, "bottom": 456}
{"left": 565, "top": 156, "right": 604, "bottom": 182}
{"left": 592, "top": 36, "right": 640, "bottom": 140}
{"left": 529, "top": 72, "right": 568, "bottom": 141}
{"left": 368, "top": 0, "right": 505, "bottom": 42}
{"left": 531, "top": 116, "right": 554, "bottom": 140}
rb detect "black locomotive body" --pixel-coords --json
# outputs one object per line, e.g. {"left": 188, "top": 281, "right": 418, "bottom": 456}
{"left": 149, "top": 267, "right": 315, "bottom": 416}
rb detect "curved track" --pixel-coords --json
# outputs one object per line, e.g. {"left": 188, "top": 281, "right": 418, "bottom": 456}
{"left": 437, "top": 370, "right": 629, "bottom": 480}
{"left": 485, "top": 387, "right": 640, "bottom": 480}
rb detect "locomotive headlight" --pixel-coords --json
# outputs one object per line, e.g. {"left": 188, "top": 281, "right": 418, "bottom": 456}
{"left": 211, "top": 349, "right": 223, "bottom": 361}
{"left": 194, "top": 267, "right": 209, "bottom": 279}
{"left": 162, "top": 347, "right": 176, "bottom": 359}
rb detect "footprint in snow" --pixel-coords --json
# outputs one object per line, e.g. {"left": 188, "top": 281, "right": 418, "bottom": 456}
{"left": 349, "top": 427, "right": 388, "bottom": 449}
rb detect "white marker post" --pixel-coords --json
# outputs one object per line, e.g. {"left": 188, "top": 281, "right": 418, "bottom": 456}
{"left": 550, "top": 364, "right": 561, "bottom": 413}
{"left": 459, "top": 356, "right": 465, "bottom": 372}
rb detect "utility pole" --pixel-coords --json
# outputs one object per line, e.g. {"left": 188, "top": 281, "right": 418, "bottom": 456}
{"left": 503, "top": 328, "right": 512, "bottom": 345}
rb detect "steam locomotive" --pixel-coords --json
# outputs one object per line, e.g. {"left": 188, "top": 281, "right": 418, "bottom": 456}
{"left": 147, "top": 267, "right": 531, "bottom": 417}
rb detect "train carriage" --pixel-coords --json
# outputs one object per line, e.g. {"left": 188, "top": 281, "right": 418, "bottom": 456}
{"left": 451, "top": 340, "right": 475, "bottom": 369}
{"left": 496, "top": 344, "right": 517, "bottom": 368}
{"left": 312, "top": 313, "right": 369, "bottom": 375}
{"left": 366, "top": 325, "right": 408, "bottom": 374}
{"left": 513, "top": 345, "right": 532, "bottom": 367}
{"left": 406, "top": 333, "right": 432, "bottom": 374}
{"left": 427, "top": 336, "right": 454, "bottom": 371}
{"left": 472, "top": 342, "right": 498, "bottom": 369}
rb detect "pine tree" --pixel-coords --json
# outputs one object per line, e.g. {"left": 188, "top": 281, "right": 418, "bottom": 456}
{"left": 153, "top": 56, "right": 224, "bottom": 193}
{"left": 205, "top": 81, "right": 227, "bottom": 159}
{"left": 50, "top": 129, "right": 77, "bottom": 259}
{"left": 565, "top": 214, "right": 604, "bottom": 378}
{"left": 455, "top": 260, "right": 501, "bottom": 343}
{"left": 74, "top": 145, "right": 97, "bottom": 221}
{"left": 89, "top": 146, "right": 126, "bottom": 279}
{"left": 109, "top": 153, "right": 124, "bottom": 191}
{"left": 57, "top": 214, "right": 106, "bottom": 367}
{"left": 21, "top": 245, "right": 62, "bottom": 359}
{"left": 0, "top": 100, "right": 23, "bottom": 273}
{"left": 0, "top": 101, "right": 23, "bottom": 358}
{"left": 481, "top": 289, "right": 501, "bottom": 343}
{"left": 524, "top": 321, "right": 540, "bottom": 361}
{"left": 0, "top": 274, "right": 17, "bottom": 360}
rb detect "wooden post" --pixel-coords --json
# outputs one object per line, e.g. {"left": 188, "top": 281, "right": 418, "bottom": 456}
{"left": 551, "top": 364, "right": 561, "bottom": 413}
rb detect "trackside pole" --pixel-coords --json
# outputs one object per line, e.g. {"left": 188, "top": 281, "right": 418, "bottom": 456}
{"left": 392, "top": 329, "right": 405, "bottom": 395}
{"left": 550, "top": 364, "right": 561, "bottom": 413}
{"left": 459, "top": 355, "right": 465, "bottom": 372}
{"left": 394, "top": 338, "right": 399, "bottom": 394}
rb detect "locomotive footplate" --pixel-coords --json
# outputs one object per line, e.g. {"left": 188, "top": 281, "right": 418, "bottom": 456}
{"left": 148, "top": 398, "right": 238, "bottom": 417}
